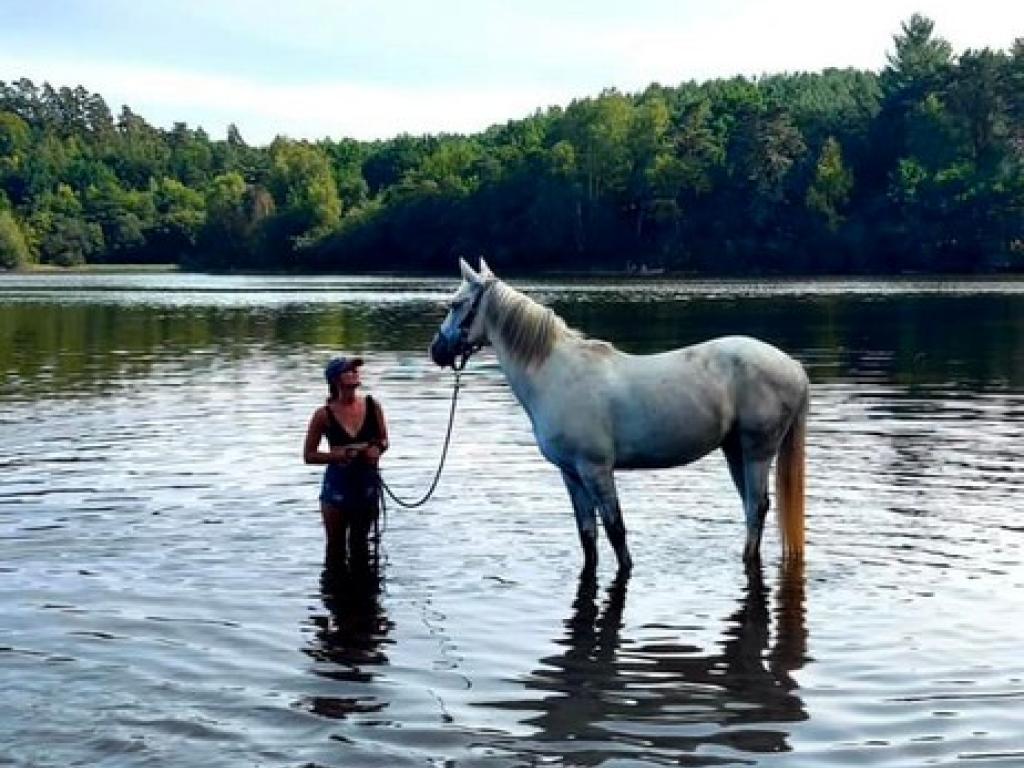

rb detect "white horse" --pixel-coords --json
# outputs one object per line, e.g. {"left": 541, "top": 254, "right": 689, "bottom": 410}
{"left": 430, "top": 258, "right": 809, "bottom": 573}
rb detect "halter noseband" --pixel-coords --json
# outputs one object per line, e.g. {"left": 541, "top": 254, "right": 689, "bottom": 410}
{"left": 452, "top": 280, "right": 493, "bottom": 370}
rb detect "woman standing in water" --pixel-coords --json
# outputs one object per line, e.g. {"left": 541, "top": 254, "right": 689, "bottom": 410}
{"left": 304, "top": 356, "right": 389, "bottom": 568}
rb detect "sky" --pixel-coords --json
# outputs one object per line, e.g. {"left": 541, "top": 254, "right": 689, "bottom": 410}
{"left": 1, "top": 0, "right": 1022, "bottom": 145}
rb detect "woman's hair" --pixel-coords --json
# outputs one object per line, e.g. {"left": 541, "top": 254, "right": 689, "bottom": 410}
{"left": 327, "top": 382, "right": 339, "bottom": 401}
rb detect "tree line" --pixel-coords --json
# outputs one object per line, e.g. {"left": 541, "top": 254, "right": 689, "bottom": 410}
{"left": 2, "top": 15, "right": 1022, "bottom": 274}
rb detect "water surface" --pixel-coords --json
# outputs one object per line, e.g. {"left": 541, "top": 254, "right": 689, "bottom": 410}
{"left": 1, "top": 273, "right": 1022, "bottom": 767}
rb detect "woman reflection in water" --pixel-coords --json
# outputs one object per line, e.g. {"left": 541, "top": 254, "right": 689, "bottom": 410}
{"left": 304, "top": 356, "right": 389, "bottom": 569}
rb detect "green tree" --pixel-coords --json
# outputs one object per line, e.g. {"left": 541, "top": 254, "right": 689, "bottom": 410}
{"left": 806, "top": 137, "right": 853, "bottom": 230}
{"left": 560, "top": 91, "right": 633, "bottom": 201}
{"left": 0, "top": 111, "right": 31, "bottom": 205}
{"left": 151, "top": 177, "right": 205, "bottom": 258}
{"left": 107, "top": 106, "right": 171, "bottom": 188}
{"left": 320, "top": 138, "right": 369, "bottom": 211}
{"left": 946, "top": 48, "right": 1008, "bottom": 166}
{"left": 361, "top": 134, "right": 436, "bottom": 195}
{"left": 83, "top": 179, "right": 155, "bottom": 260}
{"left": 882, "top": 14, "right": 954, "bottom": 97}
{"left": 266, "top": 139, "right": 341, "bottom": 255}
{"left": 198, "top": 171, "right": 248, "bottom": 265}
{"left": 167, "top": 122, "right": 214, "bottom": 187}
{"left": 0, "top": 209, "right": 31, "bottom": 268}
{"left": 41, "top": 216, "right": 104, "bottom": 265}
{"left": 197, "top": 172, "right": 274, "bottom": 268}
{"left": 410, "top": 138, "right": 481, "bottom": 194}
{"left": 728, "top": 106, "right": 806, "bottom": 216}
{"left": 27, "top": 184, "right": 103, "bottom": 265}
{"left": 648, "top": 95, "right": 725, "bottom": 253}
{"left": 625, "top": 95, "right": 671, "bottom": 240}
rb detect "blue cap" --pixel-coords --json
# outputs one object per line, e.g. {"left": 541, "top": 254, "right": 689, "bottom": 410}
{"left": 325, "top": 356, "right": 364, "bottom": 382}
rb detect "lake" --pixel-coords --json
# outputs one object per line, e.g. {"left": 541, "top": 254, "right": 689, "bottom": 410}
{"left": 1, "top": 272, "right": 1022, "bottom": 767}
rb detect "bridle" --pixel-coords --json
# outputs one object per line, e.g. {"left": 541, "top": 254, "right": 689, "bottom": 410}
{"left": 449, "top": 280, "right": 493, "bottom": 370}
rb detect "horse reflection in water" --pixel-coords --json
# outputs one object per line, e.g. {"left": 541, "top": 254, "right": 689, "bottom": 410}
{"left": 300, "top": 558, "right": 395, "bottom": 720}
{"left": 489, "top": 561, "right": 807, "bottom": 764}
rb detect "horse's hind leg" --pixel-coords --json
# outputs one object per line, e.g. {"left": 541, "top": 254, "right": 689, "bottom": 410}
{"left": 561, "top": 469, "right": 599, "bottom": 573}
{"left": 722, "top": 436, "right": 771, "bottom": 562}
{"left": 722, "top": 431, "right": 746, "bottom": 499}
{"left": 741, "top": 457, "right": 772, "bottom": 562}
{"left": 578, "top": 466, "right": 633, "bottom": 575}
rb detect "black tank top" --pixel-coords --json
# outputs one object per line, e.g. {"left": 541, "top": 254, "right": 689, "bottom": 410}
{"left": 324, "top": 395, "right": 381, "bottom": 449}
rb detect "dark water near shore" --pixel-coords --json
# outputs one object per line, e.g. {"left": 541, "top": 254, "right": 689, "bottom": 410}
{"left": 1, "top": 273, "right": 1023, "bottom": 767}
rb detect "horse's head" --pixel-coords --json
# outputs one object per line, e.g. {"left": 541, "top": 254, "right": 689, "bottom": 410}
{"left": 430, "top": 257, "right": 496, "bottom": 369}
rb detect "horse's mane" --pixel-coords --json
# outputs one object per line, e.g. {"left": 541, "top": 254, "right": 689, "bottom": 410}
{"left": 485, "top": 281, "right": 581, "bottom": 366}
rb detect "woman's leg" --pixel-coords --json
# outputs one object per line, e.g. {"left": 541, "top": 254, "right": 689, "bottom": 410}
{"left": 321, "top": 501, "right": 349, "bottom": 567}
{"left": 348, "top": 504, "right": 379, "bottom": 571}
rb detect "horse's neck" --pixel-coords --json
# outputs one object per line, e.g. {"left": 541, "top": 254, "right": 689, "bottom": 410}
{"left": 483, "top": 292, "right": 558, "bottom": 415}
{"left": 487, "top": 325, "right": 544, "bottom": 410}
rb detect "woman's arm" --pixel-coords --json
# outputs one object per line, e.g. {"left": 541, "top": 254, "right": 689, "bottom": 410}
{"left": 366, "top": 401, "right": 389, "bottom": 461}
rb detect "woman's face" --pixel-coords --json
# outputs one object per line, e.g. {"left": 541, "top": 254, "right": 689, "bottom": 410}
{"left": 337, "top": 366, "right": 361, "bottom": 389}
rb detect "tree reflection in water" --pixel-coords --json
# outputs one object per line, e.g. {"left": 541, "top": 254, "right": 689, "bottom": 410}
{"left": 300, "top": 560, "right": 395, "bottom": 720}
{"left": 491, "top": 561, "right": 808, "bottom": 765}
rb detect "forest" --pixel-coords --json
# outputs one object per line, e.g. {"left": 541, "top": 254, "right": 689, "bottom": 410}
{"left": 1, "top": 15, "right": 1022, "bottom": 275}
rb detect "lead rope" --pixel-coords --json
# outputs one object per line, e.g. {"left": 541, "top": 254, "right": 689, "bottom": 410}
{"left": 373, "top": 364, "right": 466, "bottom": 546}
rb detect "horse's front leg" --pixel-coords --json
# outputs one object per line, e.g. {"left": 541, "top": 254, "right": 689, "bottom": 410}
{"left": 577, "top": 465, "right": 633, "bottom": 575}
{"left": 561, "top": 469, "right": 598, "bottom": 573}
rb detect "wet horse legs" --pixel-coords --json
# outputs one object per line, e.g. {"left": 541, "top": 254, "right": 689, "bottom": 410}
{"left": 723, "top": 438, "right": 772, "bottom": 562}
{"left": 562, "top": 469, "right": 598, "bottom": 572}
{"left": 578, "top": 465, "right": 633, "bottom": 575}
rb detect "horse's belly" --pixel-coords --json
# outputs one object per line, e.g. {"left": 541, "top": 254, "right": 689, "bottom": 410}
{"left": 609, "top": 383, "right": 728, "bottom": 470}
{"left": 614, "top": 432, "right": 720, "bottom": 470}
{"left": 616, "top": 455, "right": 702, "bottom": 470}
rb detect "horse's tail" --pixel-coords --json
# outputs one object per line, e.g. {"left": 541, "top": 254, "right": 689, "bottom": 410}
{"left": 776, "top": 394, "right": 807, "bottom": 559}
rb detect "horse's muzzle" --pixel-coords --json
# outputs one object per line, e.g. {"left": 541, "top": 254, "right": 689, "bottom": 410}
{"left": 429, "top": 334, "right": 456, "bottom": 368}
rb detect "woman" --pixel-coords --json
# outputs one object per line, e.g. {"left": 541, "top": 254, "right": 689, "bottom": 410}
{"left": 304, "top": 356, "right": 389, "bottom": 567}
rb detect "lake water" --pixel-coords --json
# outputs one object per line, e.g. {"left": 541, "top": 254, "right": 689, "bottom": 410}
{"left": 1, "top": 273, "right": 1023, "bottom": 767}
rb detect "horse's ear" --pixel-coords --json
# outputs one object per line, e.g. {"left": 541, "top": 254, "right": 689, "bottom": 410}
{"left": 478, "top": 257, "right": 495, "bottom": 279}
{"left": 459, "top": 257, "right": 481, "bottom": 284}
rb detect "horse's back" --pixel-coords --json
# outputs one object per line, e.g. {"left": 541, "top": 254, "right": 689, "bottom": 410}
{"left": 617, "top": 335, "right": 805, "bottom": 403}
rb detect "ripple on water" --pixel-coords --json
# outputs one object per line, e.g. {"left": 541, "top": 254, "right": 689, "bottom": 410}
{"left": 2, "top": 280, "right": 1024, "bottom": 766}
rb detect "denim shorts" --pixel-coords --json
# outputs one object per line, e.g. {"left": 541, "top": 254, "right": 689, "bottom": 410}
{"left": 320, "top": 464, "right": 379, "bottom": 509}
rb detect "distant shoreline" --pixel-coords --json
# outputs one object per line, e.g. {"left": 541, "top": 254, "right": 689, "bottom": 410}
{"left": 9, "top": 264, "right": 181, "bottom": 274}
{"left": 5, "top": 263, "right": 181, "bottom": 274}
{"left": 4, "top": 264, "right": 1023, "bottom": 282}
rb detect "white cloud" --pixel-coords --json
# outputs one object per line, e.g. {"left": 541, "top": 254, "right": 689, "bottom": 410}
{"left": 0, "top": 55, "right": 578, "bottom": 143}
{"left": 3, "top": 0, "right": 1022, "bottom": 143}
{"left": 525, "top": 0, "right": 1023, "bottom": 89}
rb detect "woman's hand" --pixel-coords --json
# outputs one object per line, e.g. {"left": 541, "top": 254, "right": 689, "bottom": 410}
{"left": 365, "top": 444, "right": 381, "bottom": 462}
{"left": 330, "top": 447, "right": 357, "bottom": 464}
